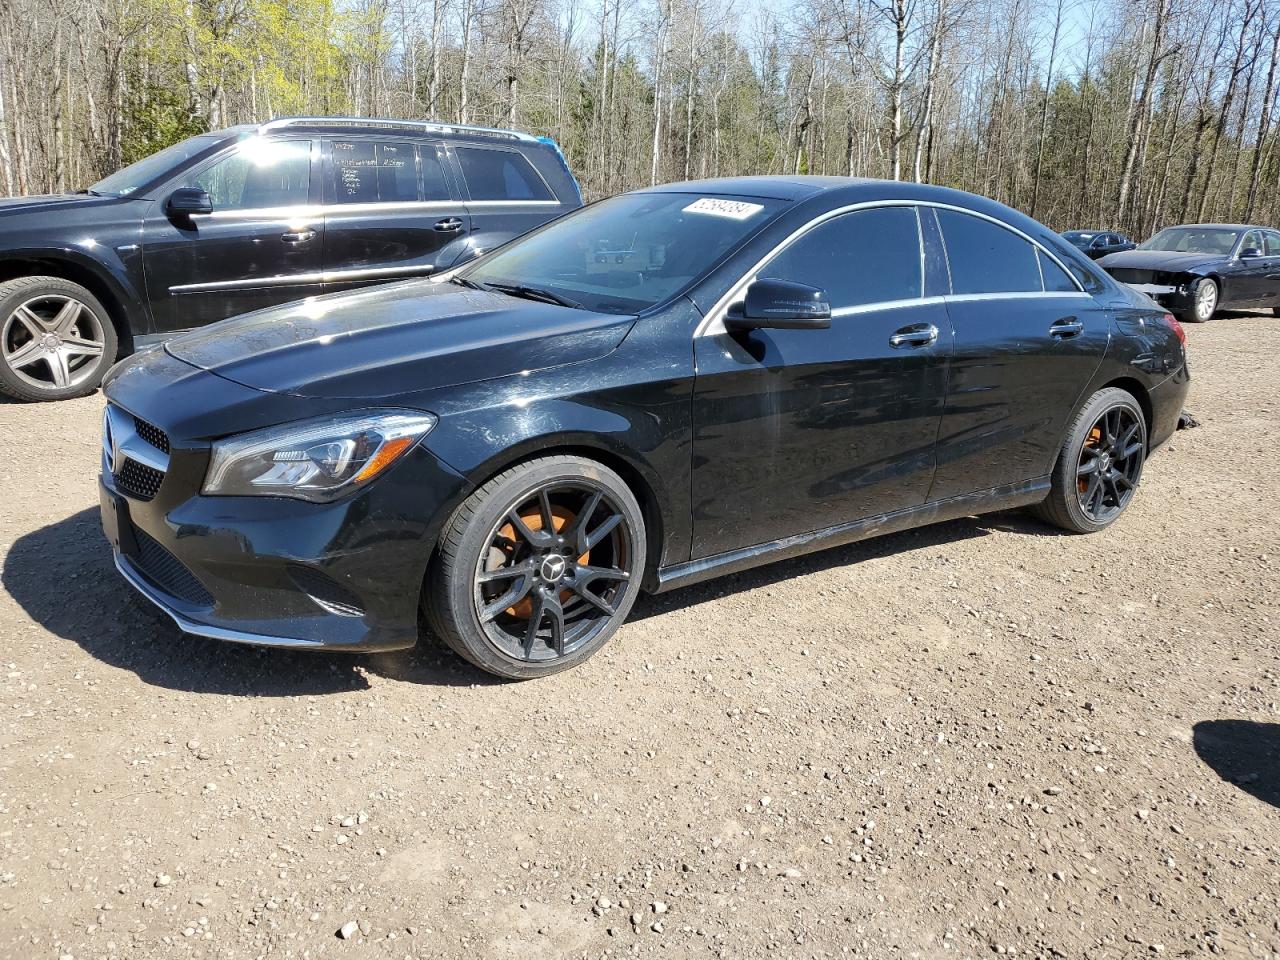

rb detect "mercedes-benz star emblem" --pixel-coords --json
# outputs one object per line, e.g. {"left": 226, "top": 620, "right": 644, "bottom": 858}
{"left": 539, "top": 555, "right": 567, "bottom": 583}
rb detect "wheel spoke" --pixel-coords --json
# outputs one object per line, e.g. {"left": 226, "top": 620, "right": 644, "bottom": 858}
{"left": 3, "top": 338, "right": 42, "bottom": 370}
{"left": 567, "top": 490, "right": 603, "bottom": 554}
{"left": 521, "top": 588, "right": 564, "bottom": 658}
{"left": 1117, "top": 421, "right": 1139, "bottom": 450}
{"left": 1082, "top": 473, "right": 1102, "bottom": 514}
{"left": 1114, "top": 472, "right": 1134, "bottom": 492}
{"left": 45, "top": 349, "right": 71, "bottom": 387}
{"left": 477, "top": 558, "right": 536, "bottom": 584}
{"left": 1121, "top": 441, "right": 1142, "bottom": 459}
{"left": 60, "top": 336, "right": 103, "bottom": 358}
{"left": 1077, "top": 449, "right": 1099, "bottom": 476}
{"left": 584, "top": 512, "right": 623, "bottom": 550}
{"left": 571, "top": 583, "right": 616, "bottom": 617}
{"left": 50, "top": 299, "right": 83, "bottom": 335}
{"left": 13, "top": 305, "right": 48, "bottom": 337}
{"left": 506, "top": 508, "right": 551, "bottom": 548}
{"left": 537, "top": 488, "right": 555, "bottom": 532}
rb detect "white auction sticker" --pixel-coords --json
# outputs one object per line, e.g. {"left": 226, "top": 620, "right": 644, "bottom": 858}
{"left": 682, "top": 198, "right": 764, "bottom": 220}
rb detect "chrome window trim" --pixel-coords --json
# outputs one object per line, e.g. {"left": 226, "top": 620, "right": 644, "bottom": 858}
{"left": 169, "top": 262, "right": 434, "bottom": 294}
{"left": 695, "top": 199, "right": 1086, "bottom": 338}
{"left": 199, "top": 198, "right": 560, "bottom": 221}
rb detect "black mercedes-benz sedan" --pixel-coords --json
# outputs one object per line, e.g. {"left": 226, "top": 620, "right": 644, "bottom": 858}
{"left": 1062, "top": 230, "right": 1135, "bottom": 259}
{"left": 100, "top": 177, "right": 1190, "bottom": 679}
{"left": 1099, "top": 223, "right": 1280, "bottom": 323}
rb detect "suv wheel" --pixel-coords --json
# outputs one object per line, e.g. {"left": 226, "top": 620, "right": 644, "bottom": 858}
{"left": 425, "top": 456, "right": 646, "bottom": 679}
{"left": 0, "top": 276, "right": 118, "bottom": 402}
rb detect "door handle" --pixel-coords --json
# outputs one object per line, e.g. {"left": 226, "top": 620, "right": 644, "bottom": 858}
{"left": 433, "top": 217, "right": 465, "bottom": 233}
{"left": 281, "top": 230, "right": 316, "bottom": 243}
{"left": 1050, "top": 317, "right": 1084, "bottom": 338}
{"left": 889, "top": 322, "right": 939, "bottom": 348}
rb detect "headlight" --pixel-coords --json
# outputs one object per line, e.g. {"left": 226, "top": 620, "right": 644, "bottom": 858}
{"left": 203, "top": 410, "right": 437, "bottom": 502}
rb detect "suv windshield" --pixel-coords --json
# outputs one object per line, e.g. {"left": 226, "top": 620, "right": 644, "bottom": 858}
{"left": 1140, "top": 227, "right": 1241, "bottom": 256}
{"left": 461, "top": 192, "right": 785, "bottom": 314}
{"left": 89, "top": 135, "right": 223, "bottom": 197}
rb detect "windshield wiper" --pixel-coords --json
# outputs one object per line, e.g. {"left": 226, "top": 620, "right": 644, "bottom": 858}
{"left": 450, "top": 276, "right": 488, "bottom": 291}
{"left": 484, "top": 281, "right": 583, "bottom": 310}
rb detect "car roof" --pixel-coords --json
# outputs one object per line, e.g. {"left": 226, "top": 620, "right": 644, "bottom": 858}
{"left": 215, "top": 116, "right": 542, "bottom": 146}
{"left": 1159, "top": 223, "right": 1259, "bottom": 231}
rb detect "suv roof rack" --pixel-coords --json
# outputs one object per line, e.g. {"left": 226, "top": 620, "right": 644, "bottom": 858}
{"left": 256, "top": 116, "right": 538, "bottom": 142}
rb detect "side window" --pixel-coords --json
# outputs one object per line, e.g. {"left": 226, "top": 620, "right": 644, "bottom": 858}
{"left": 936, "top": 209, "right": 1043, "bottom": 294}
{"left": 193, "top": 139, "right": 311, "bottom": 211}
{"left": 329, "top": 140, "right": 420, "bottom": 204}
{"left": 1266, "top": 231, "right": 1280, "bottom": 256}
{"left": 456, "top": 147, "right": 553, "bottom": 201}
{"left": 1241, "top": 230, "right": 1264, "bottom": 255}
{"left": 420, "top": 145, "right": 450, "bottom": 201}
{"left": 759, "top": 206, "right": 923, "bottom": 310}
{"left": 1038, "top": 249, "right": 1078, "bottom": 292}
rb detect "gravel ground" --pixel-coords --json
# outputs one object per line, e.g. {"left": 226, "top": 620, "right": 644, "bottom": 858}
{"left": 1, "top": 314, "right": 1277, "bottom": 960}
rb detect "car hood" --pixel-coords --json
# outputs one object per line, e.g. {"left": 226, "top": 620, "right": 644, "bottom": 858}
{"left": 0, "top": 193, "right": 126, "bottom": 215}
{"left": 1098, "top": 249, "right": 1224, "bottom": 272}
{"left": 164, "top": 280, "right": 637, "bottom": 400}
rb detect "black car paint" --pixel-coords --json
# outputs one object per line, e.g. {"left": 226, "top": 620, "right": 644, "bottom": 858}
{"left": 100, "top": 177, "right": 1190, "bottom": 653}
{"left": 0, "top": 122, "right": 581, "bottom": 347}
{"left": 1062, "top": 231, "right": 1136, "bottom": 259}
{"left": 1099, "top": 224, "right": 1280, "bottom": 315}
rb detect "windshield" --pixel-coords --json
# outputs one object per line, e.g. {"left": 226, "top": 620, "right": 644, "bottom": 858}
{"left": 1140, "top": 227, "right": 1240, "bottom": 256}
{"left": 461, "top": 192, "right": 786, "bottom": 314}
{"left": 89, "top": 135, "right": 223, "bottom": 197}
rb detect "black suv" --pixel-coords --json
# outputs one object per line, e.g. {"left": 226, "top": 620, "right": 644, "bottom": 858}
{"left": 0, "top": 117, "right": 582, "bottom": 401}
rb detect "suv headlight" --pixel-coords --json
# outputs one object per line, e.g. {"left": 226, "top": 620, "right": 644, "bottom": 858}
{"left": 203, "top": 410, "right": 437, "bottom": 502}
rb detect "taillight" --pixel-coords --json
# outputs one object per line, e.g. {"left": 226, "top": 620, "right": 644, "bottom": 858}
{"left": 1161, "top": 312, "right": 1186, "bottom": 346}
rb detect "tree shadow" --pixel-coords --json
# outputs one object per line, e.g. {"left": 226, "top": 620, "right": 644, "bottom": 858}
{"left": 3, "top": 507, "right": 495, "bottom": 696}
{"left": 1192, "top": 720, "right": 1280, "bottom": 810}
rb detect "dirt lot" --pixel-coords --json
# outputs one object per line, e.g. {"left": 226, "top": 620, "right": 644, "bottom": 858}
{"left": 1, "top": 315, "right": 1277, "bottom": 960}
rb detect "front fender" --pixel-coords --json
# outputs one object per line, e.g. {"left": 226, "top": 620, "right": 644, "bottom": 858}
{"left": 0, "top": 241, "right": 149, "bottom": 339}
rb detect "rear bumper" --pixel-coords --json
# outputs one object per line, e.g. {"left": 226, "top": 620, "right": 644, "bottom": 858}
{"left": 1148, "top": 365, "right": 1191, "bottom": 454}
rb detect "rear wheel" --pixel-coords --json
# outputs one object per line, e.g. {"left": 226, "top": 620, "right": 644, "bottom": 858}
{"left": 1032, "top": 387, "right": 1146, "bottom": 534}
{"left": 0, "top": 276, "right": 117, "bottom": 401}
{"left": 425, "top": 456, "right": 646, "bottom": 679}
{"left": 1178, "top": 277, "right": 1218, "bottom": 324}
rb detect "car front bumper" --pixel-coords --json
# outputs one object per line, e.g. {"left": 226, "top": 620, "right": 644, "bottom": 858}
{"left": 100, "top": 440, "right": 470, "bottom": 653}
{"left": 1123, "top": 282, "right": 1195, "bottom": 314}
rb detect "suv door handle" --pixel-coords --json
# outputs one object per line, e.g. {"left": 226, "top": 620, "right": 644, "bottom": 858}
{"left": 1050, "top": 317, "right": 1084, "bottom": 338}
{"left": 281, "top": 230, "right": 316, "bottom": 243}
{"left": 889, "top": 322, "right": 938, "bottom": 348}
{"left": 434, "top": 217, "right": 465, "bottom": 233}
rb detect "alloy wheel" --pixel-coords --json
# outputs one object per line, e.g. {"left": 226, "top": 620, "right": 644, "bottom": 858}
{"left": 472, "top": 481, "right": 633, "bottom": 662}
{"left": 1, "top": 294, "right": 107, "bottom": 390}
{"left": 1194, "top": 281, "right": 1217, "bottom": 321}
{"left": 1076, "top": 407, "right": 1143, "bottom": 522}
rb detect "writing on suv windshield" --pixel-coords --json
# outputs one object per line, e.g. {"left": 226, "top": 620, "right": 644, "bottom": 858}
{"left": 461, "top": 192, "right": 785, "bottom": 314}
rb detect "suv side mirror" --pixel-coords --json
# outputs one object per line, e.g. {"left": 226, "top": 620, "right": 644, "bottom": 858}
{"left": 1239, "top": 246, "right": 1263, "bottom": 259}
{"left": 725, "top": 278, "right": 831, "bottom": 332}
{"left": 167, "top": 187, "right": 213, "bottom": 218}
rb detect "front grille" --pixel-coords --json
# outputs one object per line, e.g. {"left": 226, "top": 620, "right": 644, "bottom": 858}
{"left": 115, "top": 458, "right": 164, "bottom": 501}
{"left": 287, "top": 565, "right": 366, "bottom": 618}
{"left": 133, "top": 528, "right": 215, "bottom": 607}
{"left": 133, "top": 416, "right": 170, "bottom": 454}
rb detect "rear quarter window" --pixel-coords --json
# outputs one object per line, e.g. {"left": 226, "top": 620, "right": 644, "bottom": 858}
{"left": 457, "top": 147, "right": 553, "bottom": 202}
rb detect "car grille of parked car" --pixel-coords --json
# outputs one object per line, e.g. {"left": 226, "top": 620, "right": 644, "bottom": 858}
{"left": 132, "top": 416, "right": 170, "bottom": 454}
{"left": 132, "top": 528, "right": 215, "bottom": 608}
{"left": 115, "top": 458, "right": 165, "bottom": 501}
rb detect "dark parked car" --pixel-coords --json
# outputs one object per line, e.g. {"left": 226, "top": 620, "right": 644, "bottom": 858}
{"left": 1062, "top": 230, "right": 1136, "bottom": 259}
{"left": 100, "top": 177, "right": 1190, "bottom": 679}
{"left": 0, "top": 117, "right": 581, "bottom": 401}
{"left": 1099, "top": 223, "right": 1280, "bottom": 323}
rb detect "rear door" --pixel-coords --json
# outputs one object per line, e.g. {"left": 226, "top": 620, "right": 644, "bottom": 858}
{"left": 449, "top": 144, "right": 566, "bottom": 257}
{"left": 142, "top": 137, "right": 321, "bottom": 334}
{"left": 320, "top": 137, "right": 471, "bottom": 295}
{"left": 1232, "top": 229, "right": 1273, "bottom": 305}
{"left": 1260, "top": 231, "right": 1280, "bottom": 306}
{"left": 927, "top": 207, "right": 1111, "bottom": 502}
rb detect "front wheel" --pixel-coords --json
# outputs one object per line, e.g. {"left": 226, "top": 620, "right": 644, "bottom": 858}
{"left": 1032, "top": 387, "right": 1147, "bottom": 534}
{"left": 1178, "top": 277, "right": 1218, "bottom": 324}
{"left": 0, "top": 276, "right": 117, "bottom": 401}
{"left": 425, "top": 456, "right": 646, "bottom": 679}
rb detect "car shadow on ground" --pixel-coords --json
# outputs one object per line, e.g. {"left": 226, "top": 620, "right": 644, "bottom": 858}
{"left": 1192, "top": 720, "right": 1280, "bottom": 810}
{"left": 6, "top": 504, "right": 1061, "bottom": 695}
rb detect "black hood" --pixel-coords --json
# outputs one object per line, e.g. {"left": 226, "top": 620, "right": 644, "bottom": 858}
{"left": 164, "top": 280, "right": 637, "bottom": 400}
{"left": 1098, "top": 249, "right": 1225, "bottom": 272}
{"left": 0, "top": 194, "right": 126, "bottom": 215}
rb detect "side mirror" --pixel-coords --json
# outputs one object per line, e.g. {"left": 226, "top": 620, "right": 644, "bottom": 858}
{"left": 166, "top": 187, "right": 213, "bottom": 218}
{"left": 1239, "top": 246, "right": 1263, "bottom": 259}
{"left": 724, "top": 278, "right": 831, "bottom": 332}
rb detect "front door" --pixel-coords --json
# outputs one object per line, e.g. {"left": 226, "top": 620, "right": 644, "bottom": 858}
{"left": 320, "top": 136, "right": 472, "bottom": 295}
{"left": 926, "top": 207, "right": 1111, "bottom": 501}
{"left": 691, "top": 205, "right": 951, "bottom": 559}
{"left": 142, "top": 138, "right": 322, "bottom": 335}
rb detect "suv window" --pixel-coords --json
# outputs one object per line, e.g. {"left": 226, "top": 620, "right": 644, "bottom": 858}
{"left": 759, "top": 207, "right": 922, "bottom": 309}
{"left": 937, "top": 209, "right": 1043, "bottom": 294}
{"left": 330, "top": 140, "right": 422, "bottom": 204}
{"left": 193, "top": 139, "right": 311, "bottom": 211}
{"left": 456, "top": 147, "right": 552, "bottom": 201}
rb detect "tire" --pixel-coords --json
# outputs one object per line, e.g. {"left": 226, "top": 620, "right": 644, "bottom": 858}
{"left": 1177, "top": 277, "right": 1218, "bottom": 324}
{"left": 1032, "top": 387, "right": 1147, "bottom": 534}
{"left": 425, "top": 455, "right": 647, "bottom": 679}
{"left": 0, "top": 276, "right": 117, "bottom": 401}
